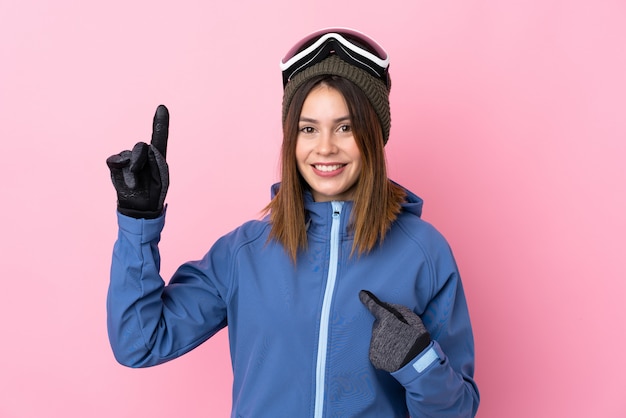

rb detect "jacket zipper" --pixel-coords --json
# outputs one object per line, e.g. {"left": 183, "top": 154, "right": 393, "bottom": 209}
{"left": 314, "top": 201, "right": 343, "bottom": 418}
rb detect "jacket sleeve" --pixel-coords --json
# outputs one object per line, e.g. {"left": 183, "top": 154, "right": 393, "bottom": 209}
{"left": 106, "top": 211, "right": 229, "bottom": 368}
{"left": 392, "top": 231, "right": 480, "bottom": 417}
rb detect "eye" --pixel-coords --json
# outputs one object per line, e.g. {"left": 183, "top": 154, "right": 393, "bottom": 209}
{"left": 338, "top": 124, "right": 352, "bottom": 133}
{"left": 299, "top": 126, "right": 315, "bottom": 134}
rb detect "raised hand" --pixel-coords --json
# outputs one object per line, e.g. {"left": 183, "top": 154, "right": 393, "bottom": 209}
{"left": 106, "top": 105, "right": 170, "bottom": 219}
{"left": 359, "top": 290, "right": 431, "bottom": 372}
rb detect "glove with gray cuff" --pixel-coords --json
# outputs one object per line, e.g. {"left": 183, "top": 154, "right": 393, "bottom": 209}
{"left": 106, "top": 105, "right": 170, "bottom": 219}
{"left": 359, "top": 290, "right": 431, "bottom": 373}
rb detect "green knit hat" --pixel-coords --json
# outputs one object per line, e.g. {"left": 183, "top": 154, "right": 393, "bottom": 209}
{"left": 282, "top": 55, "right": 392, "bottom": 144}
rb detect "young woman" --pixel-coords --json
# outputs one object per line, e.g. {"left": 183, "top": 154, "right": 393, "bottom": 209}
{"left": 106, "top": 28, "right": 480, "bottom": 417}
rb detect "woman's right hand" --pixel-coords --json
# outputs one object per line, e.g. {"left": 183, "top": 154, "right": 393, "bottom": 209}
{"left": 106, "top": 105, "right": 170, "bottom": 219}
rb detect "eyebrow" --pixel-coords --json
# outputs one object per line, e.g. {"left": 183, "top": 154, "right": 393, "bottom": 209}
{"left": 299, "top": 116, "right": 351, "bottom": 124}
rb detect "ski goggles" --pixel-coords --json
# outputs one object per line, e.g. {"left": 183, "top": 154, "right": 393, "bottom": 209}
{"left": 280, "top": 28, "right": 390, "bottom": 88}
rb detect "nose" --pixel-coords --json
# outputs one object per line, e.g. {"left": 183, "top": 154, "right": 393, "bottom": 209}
{"left": 315, "top": 131, "right": 338, "bottom": 155}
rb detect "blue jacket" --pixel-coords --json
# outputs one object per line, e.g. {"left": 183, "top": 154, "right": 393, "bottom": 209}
{"left": 107, "top": 184, "right": 479, "bottom": 417}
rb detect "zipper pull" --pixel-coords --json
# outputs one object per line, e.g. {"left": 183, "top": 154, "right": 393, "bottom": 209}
{"left": 331, "top": 201, "right": 343, "bottom": 217}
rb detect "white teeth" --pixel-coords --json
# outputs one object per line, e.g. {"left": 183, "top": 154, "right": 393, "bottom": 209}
{"left": 315, "top": 164, "right": 343, "bottom": 172}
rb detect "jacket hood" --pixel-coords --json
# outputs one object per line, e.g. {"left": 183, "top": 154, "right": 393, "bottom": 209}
{"left": 396, "top": 182, "right": 423, "bottom": 218}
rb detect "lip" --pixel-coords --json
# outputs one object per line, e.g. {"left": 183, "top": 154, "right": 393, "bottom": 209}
{"left": 311, "top": 163, "right": 347, "bottom": 177}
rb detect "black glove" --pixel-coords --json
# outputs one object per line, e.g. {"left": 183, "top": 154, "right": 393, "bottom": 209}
{"left": 106, "top": 105, "right": 170, "bottom": 219}
{"left": 359, "top": 290, "right": 431, "bottom": 373}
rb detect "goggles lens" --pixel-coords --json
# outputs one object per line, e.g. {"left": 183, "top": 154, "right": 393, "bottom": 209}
{"left": 280, "top": 28, "right": 390, "bottom": 88}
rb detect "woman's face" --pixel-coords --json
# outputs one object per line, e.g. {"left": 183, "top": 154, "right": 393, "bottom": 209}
{"left": 295, "top": 84, "right": 362, "bottom": 202}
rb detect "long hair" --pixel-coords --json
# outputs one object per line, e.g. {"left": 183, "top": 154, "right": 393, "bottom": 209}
{"left": 264, "top": 75, "right": 406, "bottom": 262}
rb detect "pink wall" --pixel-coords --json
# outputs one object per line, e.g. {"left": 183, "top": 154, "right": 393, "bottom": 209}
{"left": 1, "top": 1, "right": 624, "bottom": 417}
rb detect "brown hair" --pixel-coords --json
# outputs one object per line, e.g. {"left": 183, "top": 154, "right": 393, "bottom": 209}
{"left": 264, "top": 75, "right": 406, "bottom": 262}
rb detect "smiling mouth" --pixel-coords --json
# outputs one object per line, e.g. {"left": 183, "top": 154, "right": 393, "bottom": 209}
{"left": 314, "top": 164, "right": 345, "bottom": 172}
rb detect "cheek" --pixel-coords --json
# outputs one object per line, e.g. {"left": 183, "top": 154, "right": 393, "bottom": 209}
{"left": 294, "top": 152, "right": 307, "bottom": 177}
{"left": 294, "top": 148, "right": 303, "bottom": 168}
{"left": 349, "top": 145, "right": 363, "bottom": 173}
{"left": 294, "top": 139, "right": 309, "bottom": 165}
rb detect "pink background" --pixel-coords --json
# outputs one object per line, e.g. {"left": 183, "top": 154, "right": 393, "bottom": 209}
{"left": 1, "top": 0, "right": 625, "bottom": 417}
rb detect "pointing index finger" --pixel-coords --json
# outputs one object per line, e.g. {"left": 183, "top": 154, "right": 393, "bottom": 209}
{"left": 359, "top": 290, "right": 409, "bottom": 324}
{"left": 359, "top": 290, "right": 386, "bottom": 319}
{"left": 151, "top": 104, "right": 169, "bottom": 159}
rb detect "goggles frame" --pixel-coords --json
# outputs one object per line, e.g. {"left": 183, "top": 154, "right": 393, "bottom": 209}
{"left": 280, "top": 28, "right": 390, "bottom": 88}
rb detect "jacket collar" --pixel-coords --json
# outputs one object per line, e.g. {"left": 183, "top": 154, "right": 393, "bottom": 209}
{"left": 269, "top": 181, "right": 423, "bottom": 237}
